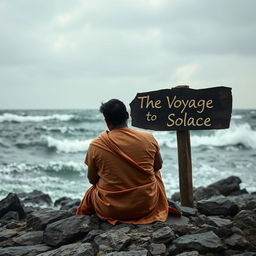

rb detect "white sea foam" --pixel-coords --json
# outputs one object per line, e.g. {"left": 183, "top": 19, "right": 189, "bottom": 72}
{"left": 156, "top": 123, "right": 256, "bottom": 149}
{"left": 0, "top": 113, "right": 74, "bottom": 122}
{"left": 232, "top": 115, "right": 243, "bottom": 120}
{"left": 43, "top": 136, "right": 92, "bottom": 153}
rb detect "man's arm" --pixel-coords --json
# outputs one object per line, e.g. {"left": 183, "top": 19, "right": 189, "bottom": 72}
{"left": 153, "top": 151, "right": 163, "bottom": 171}
{"left": 87, "top": 166, "right": 99, "bottom": 185}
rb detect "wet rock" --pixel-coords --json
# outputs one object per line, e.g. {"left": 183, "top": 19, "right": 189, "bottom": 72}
{"left": 26, "top": 208, "right": 71, "bottom": 230}
{"left": 0, "top": 244, "right": 51, "bottom": 256}
{"left": 180, "top": 206, "right": 198, "bottom": 217}
{"left": 193, "top": 186, "right": 221, "bottom": 201}
{"left": 43, "top": 215, "right": 98, "bottom": 247}
{"left": 166, "top": 215, "right": 190, "bottom": 226}
{"left": 0, "top": 228, "right": 20, "bottom": 242}
{"left": 152, "top": 226, "right": 175, "bottom": 243}
{"left": 54, "top": 197, "right": 81, "bottom": 210}
{"left": 171, "top": 192, "right": 180, "bottom": 202}
{"left": 206, "top": 216, "right": 233, "bottom": 228}
{"left": 106, "top": 250, "right": 148, "bottom": 256}
{"left": 197, "top": 196, "right": 239, "bottom": 216}
{"left": 229, "top": 188, "right": 249, "bottom": 196}
{"left": 175, "top": 251, "right": 199, "bottom": 256}
{"left": 207, "top": 176, "right": 241, "bottom": 196}
{"left": 173, "top": 231, "right": 224, "bottom": 253}
{"left": 18, "top": 190, "right": 52, "bottom": 206}
{"left": 149, "top": 243, "right": 166, "bottom": 255}
{"left": 233, "top": 253, "right": 256, "bottom": 256}
{"left": 13, "top": 231, "right": 44, "bottom": 245}
{"left": 37, "top": 242, "right": 94, "bottom": 256}
{"left": 82, "top": 229, "right": 104, "bottom": 243}
{"left": 168, "top": 199, "right": 183, "bottom": 212}
{"left": 0, "top": 193, "right": 26, "bottom": 220}
{"left": 94, "top": 228, "right": 131, "bottom": 251}
{"left": 1, "top": 211, "right": 19, "bottom": 220}
{"left": 225, "top": 233, "right": 252, "bottom": 250}
{"left": 233, "top": 210, "right": 256, "bottom": 247}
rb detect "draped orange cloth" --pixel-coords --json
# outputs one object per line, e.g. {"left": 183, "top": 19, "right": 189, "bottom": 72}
{"left": 76, "top": 128, "right": 169, "bottom": 224}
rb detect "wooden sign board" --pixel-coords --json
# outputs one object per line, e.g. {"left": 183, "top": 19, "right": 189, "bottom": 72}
{"left": 130, "top": 86, "right": 232, "bottom": 131}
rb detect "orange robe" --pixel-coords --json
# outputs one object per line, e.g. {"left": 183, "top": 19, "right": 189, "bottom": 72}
{"left": 76, "top": 128, "right": 169, "bottom": 224}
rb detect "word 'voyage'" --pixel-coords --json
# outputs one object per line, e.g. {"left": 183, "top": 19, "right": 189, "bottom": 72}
{"left": 138, "top": 95, "right": 214, "bottom": 127}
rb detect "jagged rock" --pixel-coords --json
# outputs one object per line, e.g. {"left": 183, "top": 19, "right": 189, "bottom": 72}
{"left": 171, "top": 224, "right": 200, "bottom": 236}
{"left": 228, "top": 194, "right": 256, "bottom": 210}
{"left": 54, "top": 197, "right": 81, "bottom": 210}
{"left": 0, "top": 193, "right": 26, "bottom": 220}
{"left": 37, "top": 242, "right": 94, "bottom": 256}
{"left": 82, "top": 229, "right": 104, "bottom": 243}
{"left": 171, "top": 192, "right": 180, "bottom": 202}
{"left": 166, "top": 215, "right": 190, "bottom": 226}
{"left": 207, "top": 176, "right": 241, "bottom": 196}
{"left": 5, "top": 220, "right": 26, "bottom": 229}
{"left": 233, "top": 210, "right": 256, "bottom": 247}
{"left": 0, "top": 244, "right": 51, "bottom": 256}
{"left": 106, "top": 250, "right": 148, "bottom": 256}
{"left": 149, "top": 243, "right": 166, "bottom": 255}
{"left": 43, "top": 215, "right": 98, "bottom": 247}
{"left": 1, "top": 211, "right": 19, "bottom": 220}
{"left": 225, "top": 233, "right": 252, "bottom": 250}
{"left": 233, "top": 253, "right": 256, "bottom": 256}
{"left": 152, "top": 226, "right": 175, "bottom": 243}
{"left": 193, "top": 186, "right": 221, "bottom": 201}
{"left": 206, "top": 216, "right": 233, "bottom": 228}
{"left": 26, "top": 208, "right": 71, "bottom": 230}
{"left": 175, "top": 251, "right": 199, "bottom": 256}
{"left": 173, "top": 231, "right": 224, "bottom": 253}
{"left": 18, "top": 190, "right": 52, "bottom": 206}
{"left": 197, "top": 196, "right": 239, "bottom": 216}
{"left": 94, "top": 228, "right": 131, "bottom": 251}
{"left": 229, "top": 188, "right": 249, "bottom": 196}
{"left": 13, "top": 231, "right": 44, "bottom": 245}
{"left": 0, "top": 228, "right": 21, "bottom": 242}
{"left": 168, "top": 199, "right": 183, "bottom": 212}
{"left": 180, "top": 206, "right": 198, "bottom": 217}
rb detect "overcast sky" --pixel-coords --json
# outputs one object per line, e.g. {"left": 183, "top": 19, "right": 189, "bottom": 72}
{"left": 0, "top": 0, "right": 255, "bottom": 109}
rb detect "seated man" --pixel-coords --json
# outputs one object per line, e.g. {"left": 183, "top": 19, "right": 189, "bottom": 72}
{"left": 76, "top": 99, "right": 178, "bottom": 224}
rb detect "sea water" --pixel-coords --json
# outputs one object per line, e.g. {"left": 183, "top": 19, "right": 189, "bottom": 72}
{"left": 0, "top": 109, "right": 256, "bottom": 201}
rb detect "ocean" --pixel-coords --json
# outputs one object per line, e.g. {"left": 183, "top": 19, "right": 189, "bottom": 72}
{"left": 0, "top": 109, "right": 256, "bottom": 202}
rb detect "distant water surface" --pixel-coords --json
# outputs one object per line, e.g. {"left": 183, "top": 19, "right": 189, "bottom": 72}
{"left": 0, "top": 109, "right": 255, "bottom": 201}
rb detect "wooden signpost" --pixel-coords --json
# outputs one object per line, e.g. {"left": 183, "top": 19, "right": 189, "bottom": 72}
{"left": 130, "top": 86, "right": 232, "bottom": 207}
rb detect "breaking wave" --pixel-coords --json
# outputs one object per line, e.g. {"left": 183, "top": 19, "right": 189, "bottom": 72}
{"left": 156, "top": 123, "right": 256, "bottom": 149}
{"left": 0, "top": 113, "right": 75, "bottom": 122}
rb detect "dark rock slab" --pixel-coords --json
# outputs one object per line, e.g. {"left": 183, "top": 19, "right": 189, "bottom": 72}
{"left": 1, "top": 211, "right": 19, "bottom": 220}
{"left": 233, "top": 253, "right": 256, "bottom": 256}
{"left": 54, "top": 197, "right": 81, "bottom": 210}
{"left": 175, "top": 251, "right": 199, "bottom": 256}
{"left": 0, "top": 228, "right": 21, "bottom": 242}
{"left": 0, "top": 244, "right": 51, "bottom": 256}
{"left": 18, "top": 190, "right": 52, "bottom": 206}
{"left": 173, "top": 231, "right": 224, "bottom": 253}
{"left": 152, "top": 226, "right": 175, "bottom": 243}
{"left": 206, "top": 216, "right": 233, "bottom": 228}
{"left": 43, "top": 215, "right": 98, "bottom": 247}
{"left": 171, "top": 191, "right": 180, "bottom": 202}
{"left": 26, "top": 208, "right": 71, "bottom": 230}
{"left": 13, "top": 231, "right": 44, "bottom": 245}
{"left": 106, "top": 250, "right": 148, "bottom": 256}
{"left": 82, "top": 229, "right": 104, "bottom": 243}
{"left": 193, "top": 186, "right": 221, "bottom": 201}
{"left": 37, "top": 242, "right": 94, "bottom": 256}
{"left": 197, "top": 196, "right": 239, "bottom": 216}
{"left": 149, "top": 243, "right": 166, "bottom": 255}
{"left": 94, "top": 229, "right": 131, "bottom": 251}
{"left": 225, "top": 233, "right": 252, "bottom": 250}
{"left": 0, "top": 193, "right": 26, "bottom": 220}
{"left": 166, "top": 215, "right": 190, "bottom": 226}
{"left": 207, "top": 176, "right": 241, "bottom": 196}
{"left": 180, "top": 206, "right": 198, "bottom": 217}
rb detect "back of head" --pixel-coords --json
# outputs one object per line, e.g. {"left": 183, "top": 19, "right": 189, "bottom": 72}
{"left": 100, "top": 99, "right": 128, "bottom": 126}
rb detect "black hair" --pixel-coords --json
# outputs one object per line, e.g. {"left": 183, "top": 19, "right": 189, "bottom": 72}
{"left": 99, "top": 99, "right": 128, "bottom": 126}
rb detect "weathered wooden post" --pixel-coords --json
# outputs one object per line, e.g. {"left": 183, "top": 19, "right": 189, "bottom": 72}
{"left": 130, "top": 86, "right": 232, "bottom": 208}
{"left": 175, "top": 85, "right": 193, "bottom": 207}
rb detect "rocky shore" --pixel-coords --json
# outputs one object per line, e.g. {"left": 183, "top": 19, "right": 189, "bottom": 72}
{"left": 0, "top": 176, "right": 256, "bottom": 256}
